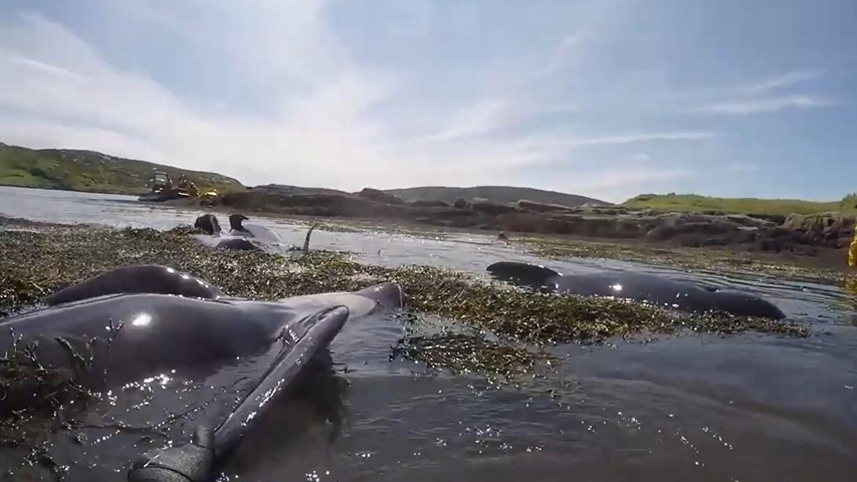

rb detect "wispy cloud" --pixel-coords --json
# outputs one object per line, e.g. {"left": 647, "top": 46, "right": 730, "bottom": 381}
{"left": 524, "top": 131, "right": 716, "bottom": 153}
{"left": 533, "top": 162, "right": 694, "bottom": 202}
{"left": 726, "top": 162, "right": 761, "bottom": 173}
{"left": 532, "top": 34, "right": 583, "bottom": 80}
{"left": 8, "top": 55, "right": 85, "bottom": 82}
{"left": 694, "top": 70, "right": 833, "bottom": 116}
{"left": 701, "top": 94, "right": 834, "bottom": 114}
{"left": 564, "top": 131, "right": 715, "bottom": 146}
{"left": 1, "top": 1, "right": 847, "bottom": 202}
{"left": 566, "top": 166, "right": 692, "bottom": 191}
{"left": 419, "top": 100, "right": 519, "bottom": 142}
{"left": 745, "top": 70, "right": 824, "bottom": 94}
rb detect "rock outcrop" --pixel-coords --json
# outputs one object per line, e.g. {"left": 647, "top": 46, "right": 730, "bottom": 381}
{"left": 357, "top": 188, "right": 405, "bottom": 205}
{"left": 207, "top": 187, "right": 855, "bottom": 256}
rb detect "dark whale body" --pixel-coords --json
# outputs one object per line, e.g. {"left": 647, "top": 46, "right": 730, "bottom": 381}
{"left": 192, "top": 213, "right": 281, "bottom": 250}
{"left": 45, "top": 264, "right": 226, "bottom": 305}
{"left": 3, "top": 265, "right": 402, "bottom": 390}
{"left": 194, "top": 213, "right": 221, "bottom": 235}
{"left": 1, "top": 293, "right": 348, "bottom": 390}
{"left": 1, "top": 265, "right": 403, "bottom": 480}
{"left": 487, "top": 261, "right": 786, "bottom": 319}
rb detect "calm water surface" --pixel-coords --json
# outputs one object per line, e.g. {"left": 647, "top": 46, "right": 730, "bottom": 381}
{"left": 0, "top": 186, "right": 855, "bottom": 481}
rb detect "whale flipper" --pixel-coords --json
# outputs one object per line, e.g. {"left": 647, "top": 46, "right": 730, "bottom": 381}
{"left": 213, "top": 305, "right": 349, "bottom": 456}
{"left": 127, "top": 307, "right": 350, "bottom": 479}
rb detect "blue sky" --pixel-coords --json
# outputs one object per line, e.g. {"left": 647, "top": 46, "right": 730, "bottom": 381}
{"left": 0, "top": 0, "right": 854, "bottom": 202}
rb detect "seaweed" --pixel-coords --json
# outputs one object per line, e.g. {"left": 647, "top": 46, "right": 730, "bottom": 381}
{"left": 0, "top": 217, "right": 807, "bottom": 388}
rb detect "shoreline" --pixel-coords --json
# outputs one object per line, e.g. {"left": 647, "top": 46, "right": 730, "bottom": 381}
{"left": 0, "top": 182, "right": 142, "bottom": 197}
{"left": 178, "top": 206, "right": 852, "bottom": 285}
{"left": 1, "top": 202, "right": 850, "bottom": 287}
{"left": 2, "top": 184, "right": 853, "bottom": 284}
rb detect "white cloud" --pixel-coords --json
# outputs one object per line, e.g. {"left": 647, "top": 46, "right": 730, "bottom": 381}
{"left": 523, "top": 131, "right": 715, "bottom": 153}
{"left": 0, "top": 10, "right": 398, "bottom": 186}
{"left": 9, "top": 55, "right": 85, "bottom": 82}
{"left": 693, "top": 71, "right": 832, "bottom": 117}
{"left": 532, "top": 33, "right": 583, "bottom": 80}
{"left": 745, "top": 70, "right": 824, "bottom": 94}
{"left": 536, "top": 163, "right": 693, "bottom": 202}
{"left": 566, "top": 166, "right": 691, "bottom": 191}
{"left": 0, "top": 6, "right": 716, "bottom": 198}
{"left": 418, "top": 100, "right": 512, "bottom": 142}
{"left": 563, "top": 131, "right": 715, "bottom": 146}
{"left": 701, "top": 94, "right": 834, "bottom": 114}
{"left": 726, "top": 162, "right": 761, "bottom": 173}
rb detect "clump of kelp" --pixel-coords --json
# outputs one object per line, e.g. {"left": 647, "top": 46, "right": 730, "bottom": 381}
{"left": 0, "top": 336, "right": 89, "bottom": 479}
{"left": 392, "top": 333, "right": 554, "bottom": 379}
{"left": 0, "top": 337, "right": 91, "bottom": 413}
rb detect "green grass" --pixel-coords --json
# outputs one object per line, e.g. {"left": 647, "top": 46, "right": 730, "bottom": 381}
{"left": 0, "top": 142, "right": 246, "bottom": 195}
{"left": 623, "top": 193, "right": 857, "bottom": 216}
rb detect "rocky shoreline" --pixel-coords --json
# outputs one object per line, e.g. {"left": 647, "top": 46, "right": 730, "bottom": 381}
{"left": 192, "top": 186, "right": 855, "bottom": 261}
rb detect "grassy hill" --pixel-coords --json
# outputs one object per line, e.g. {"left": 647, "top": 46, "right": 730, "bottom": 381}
{"left": 623, "top": 193, "right": 857, "bottom": 216}
{"left": 0, "top": 142, "right": 245, "bottom": 195}
{"left": 385, "top": 186, "right": 608, "bottom": 208}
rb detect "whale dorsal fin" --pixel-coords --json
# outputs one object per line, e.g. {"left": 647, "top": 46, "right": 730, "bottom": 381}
{"left": 44, "top": 265, "right": 225, "bottom": 306}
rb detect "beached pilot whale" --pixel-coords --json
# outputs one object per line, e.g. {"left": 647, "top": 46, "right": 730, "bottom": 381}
{"left": 487, "top": 261, "right": 786, "bottom": 319}
{"left": 2, "top": 265, "right": 402, "bottom": 391}
{"left": 194, "top": 213, "right": 221, "bottom": 235}
{"left": 193, "top": 213, "right": 259, "bottom": 250}
{"left": 191, "top": 213, "right": 280, "bottom": 250}
{"left": 0, "top": 265, "right": 402, "bottom": 481}
{"left": 228, "top": 213, "right": 281, "bottom": 243}
{"left": 45, "top": 264, "right": 226, "bottom": 305}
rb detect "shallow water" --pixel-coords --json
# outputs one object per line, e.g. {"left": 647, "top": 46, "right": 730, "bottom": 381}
{"left": 1, "top": 186, "right": 855, "bottom": 481}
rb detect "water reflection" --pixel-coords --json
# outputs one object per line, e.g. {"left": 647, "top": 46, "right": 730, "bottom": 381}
{"left": 221, "top": 350, "right": 349, "bottom": 478}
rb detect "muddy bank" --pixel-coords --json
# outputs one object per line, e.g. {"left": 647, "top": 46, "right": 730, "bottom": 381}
{"left": 195, "top": 187, "right": 855, "bottom": 260}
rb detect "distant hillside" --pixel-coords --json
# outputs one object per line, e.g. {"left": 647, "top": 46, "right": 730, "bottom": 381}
{"left": 253, "top": 184, "right": 349, "bottom": 196}
{"left": 0, "top": 142, "right": 245, "bottom": 195}
{"left": 623, "top": 193, "right": 857, "bottom": 216}
{"left": 385, "top": 186, "right": 608, "bottom": 208}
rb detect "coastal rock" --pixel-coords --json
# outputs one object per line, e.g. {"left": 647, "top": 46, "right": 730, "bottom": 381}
{"left": 204, "top": 188, "right": 852, "bottom": 256}
{"left": 453, "top": 198, "right": 470, "bottom": 209}
{"left": 357, "top": 188, "right": 405, "bottom": 205}
{"left": 410, "top": 200, "right": 450, "bottom": 208}
{"left": 471, "top": 201, "right": 516, "bottom": 216}
{"left": 516, "top": 200, "right": 575, "bottom": 213}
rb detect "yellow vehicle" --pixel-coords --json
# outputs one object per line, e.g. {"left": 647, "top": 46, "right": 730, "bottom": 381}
{"left": 849, "top": 224, "right": 857, "bottom": 268}
{"left": 139, "top": 171, "right": 200, "bottom": 202}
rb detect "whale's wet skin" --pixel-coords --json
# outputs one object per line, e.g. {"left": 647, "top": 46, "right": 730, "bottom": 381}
{"left": 0, "top": 264, "right": 402, "bottom": 480}
{"left": 1, "top": 186, "right": 856, "bottom": 481}
{"left": 486, "top": 261, "right": 787, "bottom": 319}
